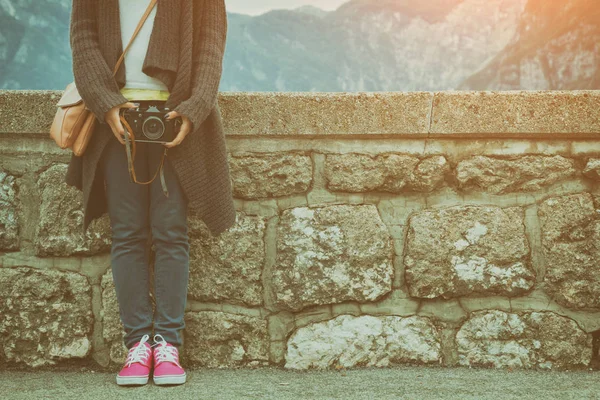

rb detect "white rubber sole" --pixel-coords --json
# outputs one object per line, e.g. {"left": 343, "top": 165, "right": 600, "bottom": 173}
{"left": 116, "top": 374, "right": 150, "bottom": 386}
{"left": 153, "top": 373, "right": 187, "bottom": 385}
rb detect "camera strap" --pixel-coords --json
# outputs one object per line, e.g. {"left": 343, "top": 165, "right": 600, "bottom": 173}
{"left": 120, "top": 113, "right": 170, "bottom": 198}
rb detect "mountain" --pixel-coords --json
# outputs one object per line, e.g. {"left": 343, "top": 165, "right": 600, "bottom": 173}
{"left": 334, "top": 0, "right": 465, "bottom": 23}
{"left": 460, "top": 0, "right": 600, "bottom": 90}
{"left": 225, "top": 0, "right": 527, "bottom": 91}
{"left": 294, "top": 5, "right": 329, "bottom": 18}
{"left": 0, "top": 0, "right": 72, "bottom": 90}
{"left": 0, "top": 0, "right": 597, "bottom": 92}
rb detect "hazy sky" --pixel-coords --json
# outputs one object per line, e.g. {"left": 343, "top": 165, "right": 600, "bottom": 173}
{"left": 225, "top": 0, "right": 349, "bottom": 15}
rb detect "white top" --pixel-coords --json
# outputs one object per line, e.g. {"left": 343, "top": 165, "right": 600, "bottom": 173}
{"left": 118, "top": 0, "right": 169, "bottom": 91}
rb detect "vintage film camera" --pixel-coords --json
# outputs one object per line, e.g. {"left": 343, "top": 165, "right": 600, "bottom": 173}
{"left": 120, "top": 103, "right": 183, "bottom": 144}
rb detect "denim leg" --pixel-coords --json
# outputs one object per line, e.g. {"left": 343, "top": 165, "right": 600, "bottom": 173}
{"left": 147, "top": 142, "right": 190, "bottom": 348}
{"left": 101, "top": 133, "right": 154, "bottom": 350}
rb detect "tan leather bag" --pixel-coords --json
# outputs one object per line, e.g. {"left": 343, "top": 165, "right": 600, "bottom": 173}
{"left": 50, "top": 0, "right": 158, "bottom": 156}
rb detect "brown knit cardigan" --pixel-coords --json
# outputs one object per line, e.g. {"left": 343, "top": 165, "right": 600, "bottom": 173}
{"left": 65, "top": 0, "right": 236, "bottom": 237}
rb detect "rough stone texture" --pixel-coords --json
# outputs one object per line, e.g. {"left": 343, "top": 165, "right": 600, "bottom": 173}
{"left": 0, "top": 90, "right": 60, "bottom": 134}
{"left": 273, "top": 205, "right": 394, "bottom": 311}
{"left": 35, "top": 164, "right": 111, "bottom": 257}
{"left": 5, "top": 90, "right": 600, "bottom": 370}
{"left": 583, "top": 158, "right": 600, "bottom": 180}
{"left": 456, "top": 155, "right": 577, "bottom": 194}
{"left": 187, "top": 211, "right": 265, "bottom": 306}
{"left": 430, "top": 91, "right": 600, "bottom": 135}
{"left": 229, "top": 153, "right": 313, "bottom": 199}
{"left": 285, "top": 314, "right": 441, "bottom": 369}
{"left": 0, "top": 170, "right": 19, "bottom": 251}
{"left": 100, "top": 271, "right": 127, "bottom": 365}
{"left": 456, "top": 310, "right": 592, "bottom": 369}
{"left": 3, "top": 91, "right": 600, "bottom": 138}
{"left": 405, "top": 205, "right": 534, "bottom": 299}
{"left": 219, "top": 92, "right": 433, "bottom": 135}
{"left": 325, "top": 154, "right": 449, "bottom": 193}
{"left": 0, "top": 267, "right": 93, "bottom": 367}
{"left": 538, "top": 192, "right": 600, "bottom": 309}
{"left": 184, "top": 311, "right": 269, "bottom": 368}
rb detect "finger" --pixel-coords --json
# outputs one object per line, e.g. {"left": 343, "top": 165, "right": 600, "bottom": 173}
{"left": 116, "top": 121, "right": 127, "bottom": 140}
{"left": 163, "top": 140, "right": 176, "bottom": 148}
{"left": 110, "top": 124, "right": 125, "bottom": 145}
{"left": 123, "top": 102, "right": 138, "bottom": 109}
{"left": 114, "top": 126, "right": 125, "bottom": 144}
{"left": 107, "top": 120, "right": 121, "bottom": 143}
{"left": 165, "top": 139, "right": 183, "bottom": 148}
{"left": 163, "top": 132, "right": 184, "bottom": 148}
{"left": 163, "top": 119, "right": 190, "bottom": 147}
{"left": 178, "top": 125, "right": 190, "bottom": 137}
{"left": 175, "top": 126, "right": 189, "bottom": 141}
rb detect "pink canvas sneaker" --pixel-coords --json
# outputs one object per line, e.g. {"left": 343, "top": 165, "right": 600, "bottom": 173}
{"left": 116, "top": 334, "right": 153, "bottom": 386}
{"left": 152, "top": 334, "right": 187, "bottom": 385}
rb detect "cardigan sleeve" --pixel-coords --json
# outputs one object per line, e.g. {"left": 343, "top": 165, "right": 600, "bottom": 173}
{"left": 173, "top": 0, "right": 227, "bottom": 133}
{"left": 70, "top": 0, "right": 129, "bottom": 124}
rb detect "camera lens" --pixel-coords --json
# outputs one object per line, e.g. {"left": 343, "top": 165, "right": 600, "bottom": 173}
{"left": 142, "top": 116, "right": 165, "bottom": 140}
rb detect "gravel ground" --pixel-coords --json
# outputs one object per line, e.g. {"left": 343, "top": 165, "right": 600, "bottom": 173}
{"left": 1, "top": 365, "right": 600, "bottom": 400}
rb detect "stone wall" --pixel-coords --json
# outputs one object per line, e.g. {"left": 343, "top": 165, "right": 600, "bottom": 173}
{"left": 1, "top": 90, "right": 600, "bottom": 371}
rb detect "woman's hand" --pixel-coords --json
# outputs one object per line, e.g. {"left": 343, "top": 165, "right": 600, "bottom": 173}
{"left": 104, "top": 101, "right": 138, "bottom": 145}
{"left": 163, "top": 111, "right": 192, "bottom": 148}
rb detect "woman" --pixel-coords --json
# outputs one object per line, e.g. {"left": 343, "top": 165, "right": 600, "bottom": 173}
{"left": 66, "top": 0, "right": 235, "bottom": 386}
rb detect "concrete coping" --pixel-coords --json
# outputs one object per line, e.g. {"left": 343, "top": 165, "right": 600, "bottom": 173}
{"left": 1, "top": 90, "right": 599, "bottom": 138}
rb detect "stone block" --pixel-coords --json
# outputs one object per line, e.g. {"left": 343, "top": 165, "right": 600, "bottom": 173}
{"left": 430, "top": 91, "right": 600, "bottom": 135}
{"left": 100, "top": 270, "right": 127, "bottom": 365}
{"left": 230, "top": 153, "right": 313, "bottom": 199}
{"left": 188, "top": 211, "right": 266, "bottom": 306}
{"left": 325, "top": 153, "right": 448, "bottom": 193}
{"left": 0, "top": 90, "right": 60, "bottom": 134}
{"left": 184, "top": 310, "right": 269, "bottom": 368}
{"left": 34, "top": 164, "right": 111, "bottom": 257}
{"left": 456, "top": 310, "right": 592, "bottom": 369}
{"left": 405, "top": 205, "right": 535, "bottom": 299}
{"left": 583, "top": 158, "right": 600, "bottom": 180}
{"left": 0, "top": 171, "right": 18, "bottom": 251}
{"left": 538, "top": 192, "right": 600, "bottom": 309}
{"left": 0, "top": 267, "right": 93, "bottom": 367}
{"left": 285, "top": 314, "right": 441, "bottom": 369}
{"left": 221, "top": 92, "right": 432, "bottom": 136}
{"left": 456, "top": 155, "right": 576, "bottom": 194}
{"left": 273, "top": 204, "right": 394, "bottom": 311}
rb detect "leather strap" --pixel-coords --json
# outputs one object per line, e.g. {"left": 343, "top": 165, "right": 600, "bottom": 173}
{"left": 112, "top": 0, "right": 158, "bottom": 77}
{"left": 120, "top": 113, "right": 170, "bottom": 198}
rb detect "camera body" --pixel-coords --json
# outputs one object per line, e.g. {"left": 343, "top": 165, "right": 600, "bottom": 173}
{"left": 121, "top": 104, "right": 182, "bottom": 144}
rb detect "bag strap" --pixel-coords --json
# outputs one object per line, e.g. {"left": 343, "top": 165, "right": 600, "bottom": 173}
{"left": 120, "top": 113, "right": 170, "bottom": 198}
{"left": 112, "top": 0, "right": 158, "bottom": 77}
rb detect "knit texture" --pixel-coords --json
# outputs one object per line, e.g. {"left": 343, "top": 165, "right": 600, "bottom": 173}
{"left": 66, "top": 0, "right": 236, "bottom": 237}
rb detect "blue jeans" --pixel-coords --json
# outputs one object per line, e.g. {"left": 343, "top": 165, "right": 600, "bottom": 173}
{"left": 99, "top": 100, "right": 190, "bottom": 350}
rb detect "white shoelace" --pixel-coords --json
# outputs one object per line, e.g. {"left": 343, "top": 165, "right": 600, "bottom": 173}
{"left": 152, "top": 334, "right": 182, "bottom": 368}
{"left": 125, "top": 333, "right": 151, "bottom": 367}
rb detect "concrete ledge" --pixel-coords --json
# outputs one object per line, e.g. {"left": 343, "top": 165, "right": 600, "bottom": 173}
{"left": 431, "top": 91, "right": 600, "bottom": 136}
{"left": 1, "top": 90, "right": 599, "bottom": 138}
